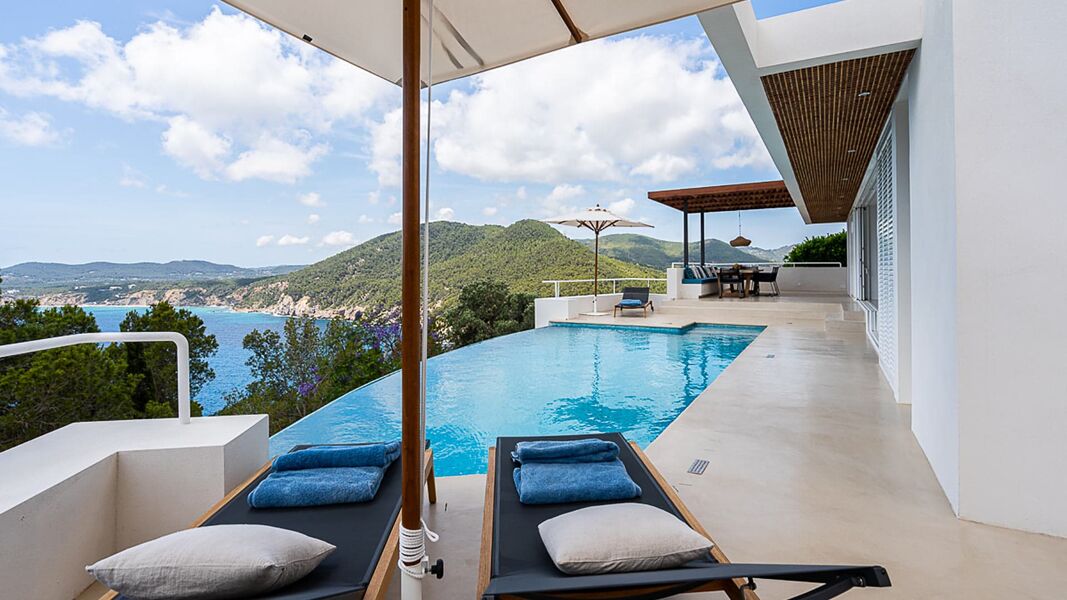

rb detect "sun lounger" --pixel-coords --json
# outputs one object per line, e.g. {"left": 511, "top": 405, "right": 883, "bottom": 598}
{"left": 478, "top": 433, "right": 890, "bottom": 600}
{"left": 101, "top": 444, "right": 437, "bottom": 600}
{"left": 613, "top": 287, "right": 654, "bottom": 317}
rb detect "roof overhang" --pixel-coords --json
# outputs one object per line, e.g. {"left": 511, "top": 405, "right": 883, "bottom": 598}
{"left": 648, "top": 180, "right": 794, "bottom": 213}
{"left": 698, "top": 0, "right": 922, "bottom": 223}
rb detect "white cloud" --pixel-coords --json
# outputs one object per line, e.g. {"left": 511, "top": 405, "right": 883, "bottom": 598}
{"left": 369, "top": 35, "right": 770, "bottom": 185}
{"left": 320, "top": 230, "right": 356, "bottom": 247}
{"left": 161, "top": 115, "right": 230, "bottom": 178}
{"left": 435, "top": 207, "right": 454, "bottom": 221}
{"left": 367, "top": 190, "right": 380, "bottom": 204}
{"left": 387, "top": 212, "right": 402, "bottom": 226}
{"left": 482, "top": 206, "right": 498, "bottom": 217}
{"left": 542, "top": 183, "right": 585, "bottom": 216}
{"left": 0, "top": 108, "right": 62, "bottom": 146}
{"left": 0, "top": 9, "right": 392, "bottom": 182}
{"left": 307, "top": 213, "right": 320, "bottom": 224}
{"left": 629, "top": 153, "right": 696, "bottom": 181}
{"left": 358, "top": 214, "right": 374, "bottom": 224}
{"left": 119, "top": 163, "right": 147, "bottom": 188}
{"left": 608, "top": 198, "right": 636, "bottom": 216}
{"left": 225, "top": 137, "right": 328, "bottom": 183}
{"left": 277, "top": 234, "right": 309, "bottom": 246}
{"left": 298, "top": 192, "right": 324, "bottom": 207}
{"left": 255, "top": 234, "right": 274, "bottom": 247}
{"left": 369, "top": 108, "right": 402, "bottom": 187}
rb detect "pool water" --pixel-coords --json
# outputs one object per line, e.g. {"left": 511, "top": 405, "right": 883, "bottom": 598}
{"left": 270, "top": 323, "right": 763, "bottom": 476}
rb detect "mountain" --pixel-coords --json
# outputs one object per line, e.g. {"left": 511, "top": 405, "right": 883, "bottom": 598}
{"left": 581, "top": 234, "right": 761, "bottom": 270}
{"left": 1, "top": 260, "right": 302, "bottom": 291}
{"left": 231, "top": 220, "right": 663, "bottom": 317}
{"left": 738, "top": 244, "right": 795, "bottom": 263}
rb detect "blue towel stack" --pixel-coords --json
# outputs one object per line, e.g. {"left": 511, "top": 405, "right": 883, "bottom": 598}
{"left": 618, "top": 299, "right": 644, "bottom": 307}
{"left": 512, "top": 439, "right": 641, "bottom": 505}
{"left": 249, "top": 442, "right": 400, "bottom": 509}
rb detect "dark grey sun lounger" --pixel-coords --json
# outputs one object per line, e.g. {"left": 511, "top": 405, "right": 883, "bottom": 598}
{"left": 614, "top": 287, "right": 654, "bottom": 317}
{"left": 105, "top": 444, "right": 437, "bottom": 600}
{"left": 478, "top": 433, "right": 890, "bottom": 600}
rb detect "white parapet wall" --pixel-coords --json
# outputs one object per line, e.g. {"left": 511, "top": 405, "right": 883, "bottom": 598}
{"left": 0, "top": 415, "right": 268, "bottom": 599}
{"left": 776, "top": 266, "right": 847, "bottom": 294}
{"left": 535, "top": 293, "right": 669, "bottom": 327}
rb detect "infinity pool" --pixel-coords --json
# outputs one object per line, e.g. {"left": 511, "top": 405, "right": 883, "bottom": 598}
{"left": 270, "top": 323, "right": 763, "bottom": 475}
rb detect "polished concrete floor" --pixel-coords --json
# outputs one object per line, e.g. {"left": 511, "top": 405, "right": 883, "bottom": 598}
{"left": 375, "top": 298, "right": 1067, "bottom": 599}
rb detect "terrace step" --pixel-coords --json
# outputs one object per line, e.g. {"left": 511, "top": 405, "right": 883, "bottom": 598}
{"left": 825, "top": 317, "right": 867, "bottom": 334}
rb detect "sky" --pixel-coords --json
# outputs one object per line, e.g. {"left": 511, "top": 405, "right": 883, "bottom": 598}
{"left": 0, "top": 0, "right": 842, "bottom": 268}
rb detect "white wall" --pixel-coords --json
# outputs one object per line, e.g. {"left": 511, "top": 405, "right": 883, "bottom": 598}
{"left": 951, "top": 0, "right": 1067, "bottom": 537}
{"left": 776, "top": 267, "right": 847, "bottom": 294}
{"left": 535, "top": 293, "right": 669, "bottom": 327}
{"left": 892, "top": 101, "right": 913, "bottom": 406}
{"left": 0, "top": 415, "right": 268, "bottom": 599}
{"left": 907, "top": 0, "right": 961, "bottom": 512}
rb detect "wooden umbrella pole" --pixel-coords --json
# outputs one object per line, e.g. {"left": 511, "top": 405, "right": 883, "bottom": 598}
{"left": 594, "top": 229, "right": 599, "bottom": 306}
{"left": 400, "top": 0, "right": 422, "bottom": 557}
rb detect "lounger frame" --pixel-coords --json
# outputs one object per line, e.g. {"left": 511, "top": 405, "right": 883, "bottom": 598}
{"left": 477, "top": 442, "right": 755, "bottom": 600}
{"left": 99, "top": 448, "right": 437, "bottom": 600}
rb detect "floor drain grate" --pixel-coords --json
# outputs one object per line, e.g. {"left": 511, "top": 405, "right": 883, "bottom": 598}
{"left": 687, "top": 459, "right": 709, "bottom": 475}
{"left": 765, "top": 353, "right": 776, "bottom": 358}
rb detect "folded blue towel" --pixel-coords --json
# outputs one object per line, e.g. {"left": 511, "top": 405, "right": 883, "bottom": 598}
{"left": 248, "top": 467, "right": 385, "bottom": 508}
{"left": 618, "top": 299, "right": 644, "bottom": 307}
{"left": 513, "top": 459, "right": 641, "bottom": 504}
{"left": 272, "top": 441, "right": 400, "bottom": 471}
{"left": 511, "top": 439, "right": 620, "bottom": 464}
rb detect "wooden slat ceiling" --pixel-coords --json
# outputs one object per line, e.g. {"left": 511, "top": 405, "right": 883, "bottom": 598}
{"left": 761, "top": 49, "right": 915, "bottom": 223}
{"left": 647, "top": 180, "right": 794, "bottom": 213}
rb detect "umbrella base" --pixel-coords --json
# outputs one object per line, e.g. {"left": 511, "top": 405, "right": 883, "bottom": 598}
{"left": 581, "top": 311, "right": 612, "bottom": 316}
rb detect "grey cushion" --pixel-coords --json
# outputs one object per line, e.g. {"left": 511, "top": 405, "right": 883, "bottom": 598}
{"left": 538, "top": 503, "right": 713, "bottom": 575}
{"left": 86, "top": 524, "right": 335, "bottom": 600}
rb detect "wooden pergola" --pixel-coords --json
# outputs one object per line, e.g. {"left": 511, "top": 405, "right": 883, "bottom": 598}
{"left": 647, "top": 180, "right": 795, "bottom": 266}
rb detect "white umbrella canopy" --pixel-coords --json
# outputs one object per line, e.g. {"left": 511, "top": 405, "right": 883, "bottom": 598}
{"left": 544, "top": 204, "right": 653, "bottom": 232}
{"left": 222, "top": 0, "right": 739, "bottom": 85}
{"left": 545, "top": 205, "right": 652, "bottom": 315}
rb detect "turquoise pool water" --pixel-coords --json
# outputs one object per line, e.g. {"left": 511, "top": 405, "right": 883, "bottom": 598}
{"left": 271, "top": 323, "right": 763, "bottom": 476}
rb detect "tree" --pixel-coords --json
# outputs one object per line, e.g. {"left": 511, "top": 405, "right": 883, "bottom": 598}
{"left": 441, "top": 279, "right": 534, "bottom": 348}
{"left": 0, "top": 300, "right": 141, "bottom": 450}
{"left": 220, "top": 311, "right": 420, "bottom": 434}
{"left": 119, "top": 302, "right": 218, "bottom": 417}
{"left": 784, "top": 231, "right": 847, "bottom": 267}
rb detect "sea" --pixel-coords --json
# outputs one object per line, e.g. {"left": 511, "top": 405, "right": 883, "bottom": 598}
{"left": 83, "top": 306, "right": 324, "bottom": 415}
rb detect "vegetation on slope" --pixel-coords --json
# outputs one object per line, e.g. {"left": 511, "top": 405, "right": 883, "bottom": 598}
{"left": 582, "top": 233, "right": 761, "bottom": 270}
{"left": 236, "top": 220, "right": 663, "bottom": 312}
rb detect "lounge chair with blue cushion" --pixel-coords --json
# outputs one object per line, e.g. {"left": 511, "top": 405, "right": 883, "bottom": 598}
{"left": 613, "top": 287, "right": 653, "bottom": 317}
{"left": 100, "top": 444, "right": 438, "bottom": 600}
{"left": 478, "top": 433, "right": 891, "bottom": 600}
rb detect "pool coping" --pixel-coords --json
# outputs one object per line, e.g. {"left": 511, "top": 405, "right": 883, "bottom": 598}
{"left": 548, "top": 320, "right": 765, "bottom": 335}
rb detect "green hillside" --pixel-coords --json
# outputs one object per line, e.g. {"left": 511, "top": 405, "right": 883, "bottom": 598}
{"left": 581, "top": 234, "right": 760, "bottom": 270}
{"left": 236, "top": 220, "right": 663, "bottom": 311}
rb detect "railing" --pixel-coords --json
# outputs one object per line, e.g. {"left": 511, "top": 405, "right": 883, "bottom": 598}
{"left": 670, "top": 261, "right": 843, "bottom": 268}
{"left": 0, "top": 332, "right": 192, "bottom": 424}
{"left": 542, "top": 277, "right": 668, "bottom": 298}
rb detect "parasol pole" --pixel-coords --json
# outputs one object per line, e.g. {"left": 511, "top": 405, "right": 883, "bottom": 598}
{"left": 400, "top": 0, "right": 425, "bottom": 597}
{"left": 593, "top": 226, "right": 600, "bottom": 312}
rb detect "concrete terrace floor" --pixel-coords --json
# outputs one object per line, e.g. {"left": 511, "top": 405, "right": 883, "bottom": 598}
{"left": 389, "top": 295, "right": 1067, "bottom": 599}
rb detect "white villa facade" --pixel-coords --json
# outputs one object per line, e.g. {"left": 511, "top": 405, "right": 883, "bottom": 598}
{"left": 701, "top": 0, "right": 1067, "bottom": 537}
